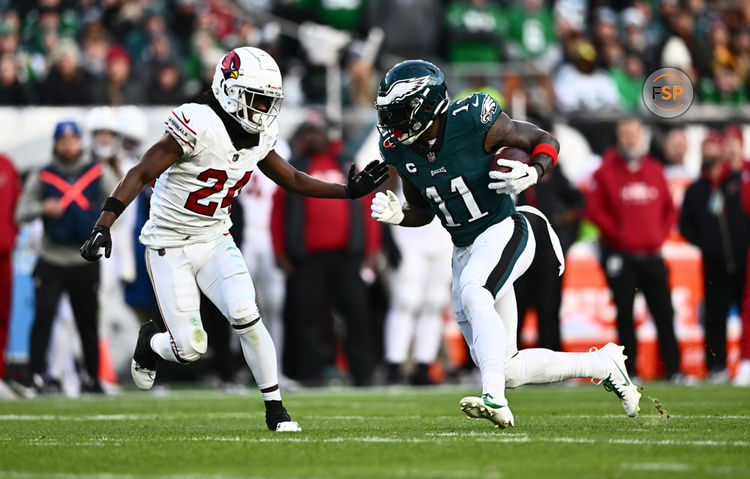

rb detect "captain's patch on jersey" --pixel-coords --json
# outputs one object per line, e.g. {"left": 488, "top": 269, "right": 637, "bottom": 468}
{"left": 480, "top": 95, "right": 498, "bottom": 124}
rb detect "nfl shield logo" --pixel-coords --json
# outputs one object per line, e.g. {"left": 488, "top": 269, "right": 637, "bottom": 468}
{"left": 232, "top": 153, "right": 240, "bottom": 162}
{"left": 427, "top": 151, "right": 436, "bottom": 162}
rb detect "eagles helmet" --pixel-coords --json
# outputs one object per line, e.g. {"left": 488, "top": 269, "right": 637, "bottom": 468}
{"left": 211, "top": 47, "right": 283, "bottom": 134}
{"left": 375, "top": 60, "right": 450, "bottom": 145}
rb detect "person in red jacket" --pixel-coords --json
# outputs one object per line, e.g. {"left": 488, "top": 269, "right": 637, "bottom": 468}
{"left": 737, "top": 153, "right": 750, "bottom": 386}
{"left": 0, "top": 153, "right": 20, "bottom": 398}
{"left": 271, "top": 114, "right": 381, "bottom": 387}
{"left": 586, "top": 118, "right": 681, "bottom": 380}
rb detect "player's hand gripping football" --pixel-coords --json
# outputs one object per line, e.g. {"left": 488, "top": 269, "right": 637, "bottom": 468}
{"left": 80, "top": 225, "right": 112, "bottom": 261}
{"left": 370, "top": 190, "right": 404, "bottom": 225}
{"left": 345, "top": 160, "right": 389, "bottom": 199}
{"left": 488, "top": 159, "right": 539, "bottom": 195}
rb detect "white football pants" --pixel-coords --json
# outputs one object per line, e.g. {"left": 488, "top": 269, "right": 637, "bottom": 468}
{"left": 453, "top": 208, "right": 607, "bottom": 406}
{"left": 144, "top": 234, "right": 279, "bottom": 390}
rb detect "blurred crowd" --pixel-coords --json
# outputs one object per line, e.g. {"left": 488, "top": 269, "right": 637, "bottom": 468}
{"left": 1, "top": 0, "right": 750, "bottom": 112}
{"left": 0, "top": 105, "right": 749, "bottom": 397}
{"left": 1, "top": 0, "right": 750, "bottom": 397}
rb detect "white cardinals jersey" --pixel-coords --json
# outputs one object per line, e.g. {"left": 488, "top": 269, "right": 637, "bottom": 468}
{"left": 140, "top": 103, "right": 277, "bottom": 248}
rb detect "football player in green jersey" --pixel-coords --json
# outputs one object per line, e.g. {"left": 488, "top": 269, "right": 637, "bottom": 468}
{"left": 371, "top": 60, "right": 640, "bottom": 428}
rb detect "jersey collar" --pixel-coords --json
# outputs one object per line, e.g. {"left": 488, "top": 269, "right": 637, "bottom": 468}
{"left": 408, "top": 113, "right": 447, "bottom": 162}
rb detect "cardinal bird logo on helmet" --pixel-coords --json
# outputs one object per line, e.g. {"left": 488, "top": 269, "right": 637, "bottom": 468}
{"left": 221, "top": 51, "right": 241, "bottom": 80}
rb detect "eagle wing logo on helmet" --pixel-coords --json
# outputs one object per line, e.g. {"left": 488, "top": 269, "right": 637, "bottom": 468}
{"left": 377, "top": 75, "right": 431, "bottom": 106}
{"left": 221, "top": 51, "right": 241, "bottom": 80}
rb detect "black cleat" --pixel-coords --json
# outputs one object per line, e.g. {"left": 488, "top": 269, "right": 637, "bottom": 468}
{"left": 265, "top": 400, "right": 302, "bottom": 432}
{"left": 131, "top": 321, "right": 160, "bottom": 390}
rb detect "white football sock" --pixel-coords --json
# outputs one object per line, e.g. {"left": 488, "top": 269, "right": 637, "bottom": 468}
{"left": 262, "top": 389, "right": 282, "bottom": 401}
{"left": 461, "top": 283, "right": 508, "bottom": 405}
{"left": 235, "top": 319, "right": 280, "bottom": 391}
{"left": 150, "top": 332, "right": 179, "bottom": 362}
{"left": 505, "top": 348, "right": 609, "bottom": 388}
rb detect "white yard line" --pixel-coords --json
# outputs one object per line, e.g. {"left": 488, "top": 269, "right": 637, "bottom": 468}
{"left": 619, "top": 463, "right": 691, "bottom": 472}
{"left": 2, "top": 412, "right": 749, "bottom": 421}
{"left": 7, "top": 433, "right": 748, "bottom": 448}
{"left": 0, "top": 473, "right": 296, "bottom": 479}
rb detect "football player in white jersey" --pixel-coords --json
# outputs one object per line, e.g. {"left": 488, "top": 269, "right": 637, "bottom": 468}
{"left": 80, "top": 47, "right": 389, "bottom": 432}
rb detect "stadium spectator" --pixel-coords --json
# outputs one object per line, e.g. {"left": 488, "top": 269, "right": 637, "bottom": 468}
{"left": 516, "top": 165, "right": 583, "bottom": 352}
{"left": 662, "top": 128, "right": 693, "bottom": 211}
{"left": 80, "top": 23, "right": 111, "bottom": 84}
{"left": 723, "top": 125, "right": 747, "bottom": 172}
{"left": 290, "top": 0, "right": 368, "bottom": 32}
{"left": 699, "top": 59, "right": 749, "bottom": 106}
{"left": 0, "top": 153, "right": 20, "bottom": 399}
{"left": 585, "top": 119, "right": 681, "bottom": 380}
{"left": 620, "top": 6, "right": 653, "bottom": 60}
{"left": 504, "top": 0, "right": 558, "bottom": 72}
{"left": 144, "top": 61, "right": 186, "bottom": 105}
{"left": 592, "top": 7, "right": 619, "bottom": 59}
{"left": 610, "top": 51, "right": 645, "bottom": 112}
{"left": 271, "top": 114, "right": 379, "bottom": 387}
{"left": 92, "top": 45, "right": 141, "bottom": 105}
{"left": 444, "top": 0, "right": 506, "bottom": 64}
{"left": 680, "top": 132, "right": 749, "bottom": 382}
{"left": 0, "top": 52, "right": 29, "bottom": 105}
{"left": 553, "top": 39, "right": 619, "bottom": 113}
{"left": 0, "top": 21, "right": 19, "bottom": 57}
{"left": 37, "top": 39, "right": 93, "bottom": 105}
{"left": 364, "top": 0, "right": 442, "bottom": 67}
{"left": 659, "top": 7, "right": 702, "bottom": 78}
{"left": 732, "top": 27, "right": 750, "bottom": 88}
{"left": 15, "top": 120, "right": 117, "bottom": 394}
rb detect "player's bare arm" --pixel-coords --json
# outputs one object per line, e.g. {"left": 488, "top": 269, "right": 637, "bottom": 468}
{"left": 485, "top": 112, "right": 559, "bottom": 177}
{"left": 399, "top": 172, "right": 435, "bottom": 227}
{"left": 258, "top": 149, "right": 389, "bottom": 199}
{"left": 80, "top": 134, "right": 181, "bottom": 260}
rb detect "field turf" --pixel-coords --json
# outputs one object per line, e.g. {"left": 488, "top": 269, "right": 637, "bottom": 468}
{"left": 0, "top": 383, "right": 748, "bottom": 479}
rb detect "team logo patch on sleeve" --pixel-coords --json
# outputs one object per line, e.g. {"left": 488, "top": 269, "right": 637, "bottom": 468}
{"left": 221, "top": 51, "right": 241, "bottom": 80}
{"left": 480, "top": 95, "right": 498, "bottom": 124}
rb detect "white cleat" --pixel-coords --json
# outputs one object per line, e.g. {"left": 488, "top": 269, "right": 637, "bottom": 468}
{"left": 131, "top": 321, "right": 160, "bottom": 390}
{"left": 597, "top": 343, "right": 641, "bottom": 417}
{"left": 275, "top": 421, "right": 302, "bottom": 432}
{"left": 131, "top": 359, "right": 156, "bottom": 390}
{"left": 459, "top": 394, "right": 514, "bottom": 429}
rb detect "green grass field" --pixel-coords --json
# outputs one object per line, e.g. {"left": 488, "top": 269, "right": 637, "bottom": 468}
{"left": 0, "top": 383, "right": 748, "bottom": 479}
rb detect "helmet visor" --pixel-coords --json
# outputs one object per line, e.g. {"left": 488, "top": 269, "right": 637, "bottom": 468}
{"left": 376, "top": 103, "right": 412, "bottom": 139}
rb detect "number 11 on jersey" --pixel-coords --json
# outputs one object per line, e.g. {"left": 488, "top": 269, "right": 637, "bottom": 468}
{"left": 425, "top": 175, "right": 488, "bottom": 227}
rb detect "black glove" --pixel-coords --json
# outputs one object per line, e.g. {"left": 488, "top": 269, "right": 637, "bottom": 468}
{"left": 345, "top": 160, "right": 389, "bottom": 199}
{"left": 80, "top": 225, "right": 112, "bottom": 261}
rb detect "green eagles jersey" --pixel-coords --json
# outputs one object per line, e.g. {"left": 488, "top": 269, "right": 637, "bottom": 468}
{"left": 379, "top": 92, "right": 515, "bottom": 247}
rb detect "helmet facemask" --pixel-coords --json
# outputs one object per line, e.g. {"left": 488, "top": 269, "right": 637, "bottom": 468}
{"left": 226, "top": 84, "right": 283, "bottom": 134}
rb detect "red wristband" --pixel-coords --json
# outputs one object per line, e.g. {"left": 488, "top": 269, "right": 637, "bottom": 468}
{"left": 531, "top": 143, "right": 558, "bottom": 167}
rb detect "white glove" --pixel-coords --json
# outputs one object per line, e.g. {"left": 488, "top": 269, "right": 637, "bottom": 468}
{"left": 370, "top": 190, "right": 404, "bottom": 225}
{"left": 488, "top": 160, "right": 539, "bottom": 195}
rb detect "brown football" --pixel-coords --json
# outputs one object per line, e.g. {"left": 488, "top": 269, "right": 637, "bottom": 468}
{"left": 491, "top": 146, "right": 531, "bottom": 173}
